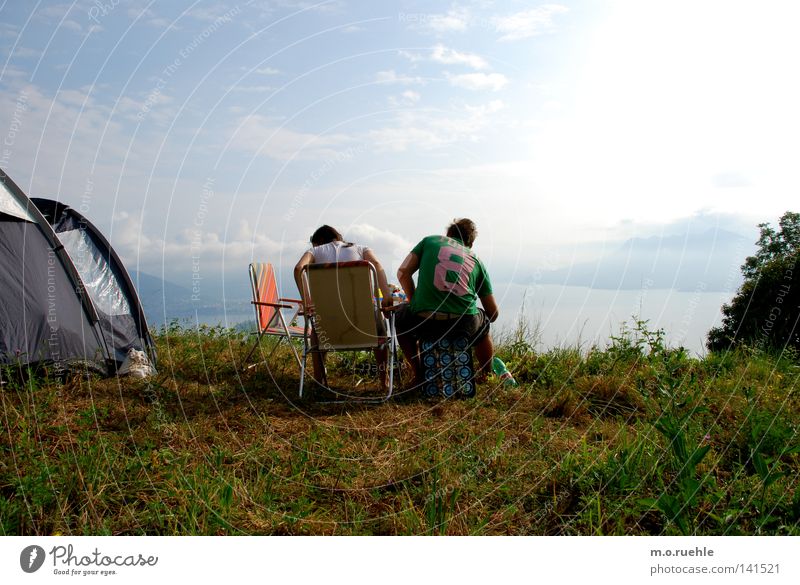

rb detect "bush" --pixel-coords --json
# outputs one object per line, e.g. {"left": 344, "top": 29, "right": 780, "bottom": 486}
{"left": 708, "top": 211, "right": 800, "bottom": 354}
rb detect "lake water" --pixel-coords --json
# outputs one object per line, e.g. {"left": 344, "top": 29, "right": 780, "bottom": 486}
{"left": 491, "top": 283, "right": 733, "bottom": 356}
{"left": 164, "top": 284, "right": 734, "bottom": 357}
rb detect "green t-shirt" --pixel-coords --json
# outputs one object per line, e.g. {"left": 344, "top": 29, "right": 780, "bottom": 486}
{"left": 410, "top": 235, "right": 493, "bottom": 315}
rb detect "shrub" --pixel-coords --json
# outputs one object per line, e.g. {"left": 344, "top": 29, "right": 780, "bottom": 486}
{"left": 708, "top": 211, "right": 800, "bottom": 354}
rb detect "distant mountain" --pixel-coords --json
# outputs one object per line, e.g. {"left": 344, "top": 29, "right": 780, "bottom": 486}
{"left": 130, "top": 271, "right": 253, "bottom": 328}
{"left": 532, "top": 228, "right": 752, "bottom": 292}
{"left": 129, "top": 271, "right": 195, "bottom": 325}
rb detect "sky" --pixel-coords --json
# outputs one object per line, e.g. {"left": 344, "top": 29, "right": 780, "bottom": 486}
{"left": 1, "top": 0, "right": 799, "bottom": 306}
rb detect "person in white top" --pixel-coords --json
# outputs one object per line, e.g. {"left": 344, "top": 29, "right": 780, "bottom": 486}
{"left": 294, "top": 225, "right": 394, "bottom": 389}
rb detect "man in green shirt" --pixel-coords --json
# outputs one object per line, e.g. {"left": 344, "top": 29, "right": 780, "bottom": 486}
{"left": 395, "top": 218, "right": 499, "bottom": 386}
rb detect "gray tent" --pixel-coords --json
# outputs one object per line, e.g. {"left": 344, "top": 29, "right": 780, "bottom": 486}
{"left": 33, "top": 197, "right": 156, "bottom": 369}
{"left": 0, "top": 168, "right": 155, "bottom": 375}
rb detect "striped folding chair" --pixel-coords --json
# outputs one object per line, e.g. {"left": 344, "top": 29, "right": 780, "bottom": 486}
{"left": 244, "top": 263, "right": 306, "bottom": 369}
{"left": 298, "top": 260, "right": 396, "bottom": 401}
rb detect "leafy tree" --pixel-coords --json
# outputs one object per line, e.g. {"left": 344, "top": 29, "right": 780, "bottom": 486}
{"left": 707, "top": 211, "right": 800, "bottom": 354}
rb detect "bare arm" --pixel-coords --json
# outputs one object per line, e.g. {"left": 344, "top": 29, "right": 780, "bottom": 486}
{"left": 293, "top": 251, "right": 314, "bottom": 309}
{"left": 396, "top": 252, "right": 419, "bottom": 303}
{"left": 480, "top": 294, "right": 499, "bottom": 322}
{"left": 363, "top": 249, "right": 393, "bottom": 302}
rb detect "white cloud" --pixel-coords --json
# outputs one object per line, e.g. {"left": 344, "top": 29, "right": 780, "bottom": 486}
{"left": 368, "top": 101, "right": 504, "bottom": 151}
{"left": 388, "top": 90, "right": 421, "bottom": 107}
{"left": 424, "top": 7, "right": 471, "bottom": 33}
{"left": 127, "top": 7, "right": 155, "bottom": 20}
{"left": 61, "top": 19, "right": 83, "bottom": 33}
{"left": 226, "top": 84, "right": 273, "bottom": 93}
{"left": 375, "top": 69, "right": 425, "bottom": 85}
{"left": 446, "top": 72, "right": 508, "bottom": 92}
{"left": 254, "top": 66, "right": 280, "bottom": 75}
{"left": 147, "top": 18, "right": 175, "bottom": 29}
{"left": 37, "top": 3, "right": 77, "bottom": 19}
{"left": 493, "top": 5, "right": 568, "bottom": 41}
{"left": 467, "top": 100, "right": 504, "bottom": 115}
{"left": 231, "top": 115, "right": 356, "bottom": 161}
{"left": 347, "top": 223, "right": 413, "bottom": 259}
{"left": 430, "top": 44, "right": 489, "bottom": 70}
{"left": 0, "top": 66, "right": 28, "bottom": 79}
{"left": 114, "top": 213, "right": 294, "bottom": 276}
{"left": 400, "top": 45, "right": 488, "bottom": 70}
{"left": 0, "top": 23, "right": 18, "bottom": 39}
{"left": 56, "top": 88, "right": 92, "bottom": 107}
{"left": 368, "top": 124, "right": 444, "bottom": 152}
{"left": 0, "top": 83, "right": 132, "bottom": 186}
{"left": 274, "top": 0, "right": 345, "bottom": 13}
{"left": 397, "top": 50, "right": 423, "bottom": 63}
{"left": 115, "top": 95, "right": 144, "bottom": 114}
{"left": 185, "top": 4, "right": 241, "bottom": 22}
{"left": 7, "top": 47, "right": 42, "bottom": 59}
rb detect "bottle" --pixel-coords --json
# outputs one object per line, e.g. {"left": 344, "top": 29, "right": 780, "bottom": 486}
{"left": 391, "top": 286, "right": 407, "bottom": 306}
{"left": 492, "top": 357, "right": 517, "bottom": 386}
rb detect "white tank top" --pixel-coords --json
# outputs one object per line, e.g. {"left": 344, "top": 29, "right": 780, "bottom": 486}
{"left": 309, "top": 241, "right": 368, "bottom": 263}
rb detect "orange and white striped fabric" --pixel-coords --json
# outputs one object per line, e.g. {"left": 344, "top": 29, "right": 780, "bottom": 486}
{"left": 249, "top": 263, "right": 304, "bottom": 336}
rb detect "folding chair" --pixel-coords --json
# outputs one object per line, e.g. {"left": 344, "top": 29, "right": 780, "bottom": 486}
{"left": 298, "top": 261, "right": 396, "bottom": 400}
{"left": 244, "top": 263, "right": 306, "bottom": 369}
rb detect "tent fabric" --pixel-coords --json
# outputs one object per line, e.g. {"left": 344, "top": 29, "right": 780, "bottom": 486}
{"left": 0, "top": 182, "right": 36, "bottom": 222}
{"left": 0, "top": 220, "right": 106, "bottom": 368}
{"left": 32, "top": 198, "right": 156, "bottom": 366}
{"left": 0, "top": 171, "right": 109, "bottom": 373}
{"left": 57, "top": 229, "right": 131, "bottom": 316}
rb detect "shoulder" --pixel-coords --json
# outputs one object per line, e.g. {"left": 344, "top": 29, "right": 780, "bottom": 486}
{"left": 412, "top": 235, "right": 436, "bottom": 256}
{"left": 418, "top": 235, "right": 443, "bottom": 248}
{"left": 311, "top": 241, "right": 336, "bottom": 257}
{"left": 311, "top": 242, "right": 331, "bottom": 253}
{"left": 469, "top": 248, "right": 487, "bottom": 267}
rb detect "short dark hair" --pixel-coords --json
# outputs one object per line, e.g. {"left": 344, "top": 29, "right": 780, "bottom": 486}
{"left": 446, "top": 218, "right": 477, "bottom": 248}
{"left": 310, "top": 225, "right": 343, "bottom": 246}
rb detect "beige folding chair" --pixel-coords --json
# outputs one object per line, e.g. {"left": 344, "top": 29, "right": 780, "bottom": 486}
{"left": 299, "top": 260, "right": 396, "bottom": 400}
{"left": 244, "top": 262, "right": 305, "bottom": 369}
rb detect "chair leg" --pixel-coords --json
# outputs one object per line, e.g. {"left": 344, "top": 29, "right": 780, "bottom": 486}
{"left": 266, "top": 338, "right": 282, "bottom": 362}
{"left": 300, "top": 349, "right": 327, "bottom": 398}
{"left": 243, "top": 331, "right": 264, "bottom": 365}
{"left": 310, "top": 345, "right": 329, "bottom": 388}
{"left": 386, "top": 312, "right": 396, "bottom": 400}
{"left": 299, "top": 346, "right": 307, "bottom": 399}
{"left": 299, "top": 316, "right": 312, "bottom": 399}
{"left": 276, "top": 311, "right": 303, "bottom": 369}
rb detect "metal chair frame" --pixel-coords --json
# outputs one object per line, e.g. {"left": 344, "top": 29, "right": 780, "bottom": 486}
{"left": 244, "top": 263, "right": 305, "bottom": 370}
{"left": 299, "top": 261, "right": 396, "bottom": 401}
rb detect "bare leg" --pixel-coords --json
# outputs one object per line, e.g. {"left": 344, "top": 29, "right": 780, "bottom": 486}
{"left": 473, "top": 333, "right": 494, "bottom": 383}
{"left": 397, "top": 332, "right": 422, "bottom": 387}
{"left": 310, "top": 330, "right": 327, "bottom": 386}
{"left": 373, "top": 346, "right": 388, "bottom": 390}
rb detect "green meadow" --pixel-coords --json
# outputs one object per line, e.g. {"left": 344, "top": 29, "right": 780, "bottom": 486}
{"left": 2, "top": 319, "right": 798, "bottom": 535}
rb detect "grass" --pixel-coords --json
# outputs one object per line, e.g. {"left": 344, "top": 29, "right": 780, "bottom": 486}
{"left": 1, "top": 319, "right": 799, "bottom": 535}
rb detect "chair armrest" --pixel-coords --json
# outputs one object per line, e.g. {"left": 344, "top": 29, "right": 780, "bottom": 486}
{"left": 279, "top": 297, "right": 304, "bottom": 305}
{"left": 280, "top": 297, "right": 306, "bottom": 316}
{"left": 252, "top": 301, "right": 294, "bottom": 309}
{"left": 381, "top": 303, "right": 405, "bottom": 316}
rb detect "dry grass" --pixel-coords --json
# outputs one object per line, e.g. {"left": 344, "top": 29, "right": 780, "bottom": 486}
{"left": 1, "top": 324, "right": 799, "bottom": 535}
